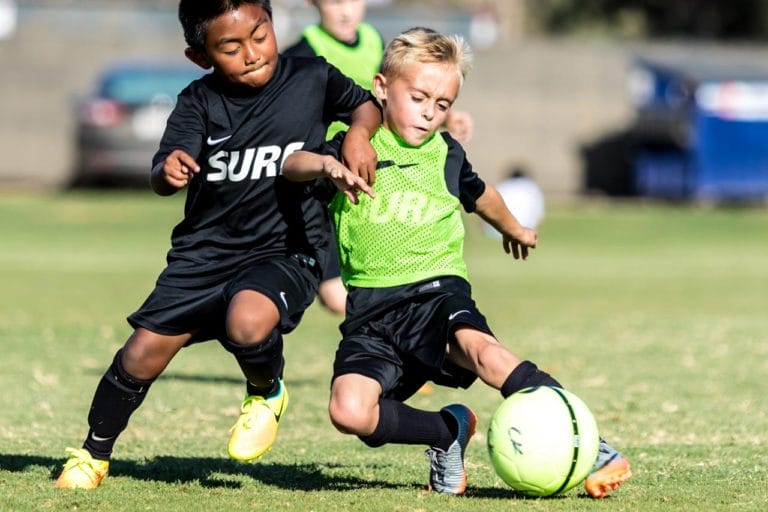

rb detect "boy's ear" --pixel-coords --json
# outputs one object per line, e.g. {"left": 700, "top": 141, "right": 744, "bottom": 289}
{"left": 185, "top": 47, "right": 212, "bottom": 70}
{"left": 372, "top": 73, "right": 387, "bottom": 102}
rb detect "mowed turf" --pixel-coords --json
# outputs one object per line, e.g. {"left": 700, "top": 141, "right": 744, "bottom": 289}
{"left": 0, "top": 190, "right": 766, "bottom": 511}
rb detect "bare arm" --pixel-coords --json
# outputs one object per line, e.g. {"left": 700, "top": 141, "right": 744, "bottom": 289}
{"left": 150, "top": 149, "right": 200, "bottom": 196}
{"left": 474, "top": 184, "right": 537, "bottom": 260}
{"left": 341, "top": 100, "right": 381, "bottom": 185}
{"left": 283, "top": 151, "right": 374, "bottom": 204}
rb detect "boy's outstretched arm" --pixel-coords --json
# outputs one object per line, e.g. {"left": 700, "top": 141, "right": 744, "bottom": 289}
{"left": 342, "top": 100, "right": 381, "bottom": 185}
{"left": 283, "top": 151, "right": 374, "bottom": 205}
{"left": 474, "top": 185, "right": 538, "bottom": 260}
{"left": 150, "top": 149, "right": 200, "bottom": 196}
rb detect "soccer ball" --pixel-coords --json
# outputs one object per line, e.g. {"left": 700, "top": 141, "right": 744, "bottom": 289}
{"left": 487, "top": 386, "right": 600, "bottom": 497}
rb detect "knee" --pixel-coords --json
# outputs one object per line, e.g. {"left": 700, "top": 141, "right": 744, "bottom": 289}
{"left": 226, "top": 311, "right": 274, "bottom": 346}
{"left": 122, "top": 329, "right": 187, "bottom": 379}
{"left": 226, "top": 291, "right": 279, "bottom": 346}
{"left": 329, "top": 395, "right": 375, "bottom": 436}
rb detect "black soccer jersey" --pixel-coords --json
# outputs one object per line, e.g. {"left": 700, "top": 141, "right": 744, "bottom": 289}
{"left": 281, "top": 37, "right": 315, "bottom": 58}
{"left": 152, "top": 56, "right": 374, "bottom": 288}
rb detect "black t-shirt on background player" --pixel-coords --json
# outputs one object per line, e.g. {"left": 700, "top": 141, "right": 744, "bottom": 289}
{"left": 152, "top": 56, "right": 373, "bottom": 288}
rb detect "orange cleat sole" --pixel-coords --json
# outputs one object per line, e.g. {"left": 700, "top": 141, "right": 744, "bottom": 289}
{"left": 584, "top": 456, "right": 632, "bottom": 499}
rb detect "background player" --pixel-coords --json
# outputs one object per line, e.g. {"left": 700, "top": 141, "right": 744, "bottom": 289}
{"left": 282, "top": 27, "right": 632, "bottom": 498}
{"left": 54, "top": 0, "right": 380, "bottom": 489}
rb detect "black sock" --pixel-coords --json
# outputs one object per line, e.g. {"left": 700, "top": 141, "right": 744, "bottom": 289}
{"left": 246, "top": 378, "right": 280, "bottom": 397}
{"left": 221, "top": 331, "right": 284, "bottom": 395}
{"left": 83, "top": 350, "right": 155, "bottom": 460}
{"left": 500, "top": 360, "right": 563, "bottom": 398}
{"left": 358, "top": 399, "right": 455, "bottom": 450}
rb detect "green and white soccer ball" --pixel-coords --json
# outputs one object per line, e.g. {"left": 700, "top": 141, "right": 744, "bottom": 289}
{"left": 487, "top": 386, "right": 600, "bottom": 497}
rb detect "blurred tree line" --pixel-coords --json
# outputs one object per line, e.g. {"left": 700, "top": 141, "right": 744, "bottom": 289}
{"left": 396, "top": 0, "right": 768, "bottom": 41}
{"left": 526, "top": 0, "right": 768, "bottom": 39}
{"left": 25, "top": 0, "right": 768, "bottom": 41}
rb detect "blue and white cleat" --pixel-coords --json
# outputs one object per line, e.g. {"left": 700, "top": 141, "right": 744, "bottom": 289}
{"left": 425, "top": 404, "right": 477, "bottom": 495}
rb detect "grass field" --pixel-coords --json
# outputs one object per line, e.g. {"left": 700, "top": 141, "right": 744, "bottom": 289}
{"left": 0, "top": 190, "right": 766, "bottom": 511}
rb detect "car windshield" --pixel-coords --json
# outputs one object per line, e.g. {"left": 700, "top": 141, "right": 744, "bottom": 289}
{"left": 100, "top": 69, "right": 201, "bottom": 104}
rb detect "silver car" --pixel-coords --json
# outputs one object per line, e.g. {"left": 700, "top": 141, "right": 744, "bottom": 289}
{"left": 71, "top": 60, "right": 204, "bottom": 186}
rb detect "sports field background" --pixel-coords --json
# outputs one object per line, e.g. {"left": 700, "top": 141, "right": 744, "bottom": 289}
{"left": 6, "top": 4, "right": 768, "bottom": 199}
{"left": 0, "top": 191, "right": 766, "bottom": 511}
{"left": 0, "top": 3, "right": 644, "bottom": 196}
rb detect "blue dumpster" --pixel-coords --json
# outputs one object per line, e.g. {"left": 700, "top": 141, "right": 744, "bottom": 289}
{"left": 628, "top": 55, "right": 768, "bottom": 201}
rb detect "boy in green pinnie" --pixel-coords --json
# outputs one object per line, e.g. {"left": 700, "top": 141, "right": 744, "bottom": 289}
{"left": 284, "top": 0, "right": 474, "bottom": 315}
{"left": 283, "top": 27, "right": 632, "bottom": 498}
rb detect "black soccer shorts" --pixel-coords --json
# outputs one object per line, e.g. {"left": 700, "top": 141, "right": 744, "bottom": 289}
{"left": 332, "top": 276, "right": 493, "bottom": 400}
{"left": 128, "top": 254, "right": 319, "bottom": 344}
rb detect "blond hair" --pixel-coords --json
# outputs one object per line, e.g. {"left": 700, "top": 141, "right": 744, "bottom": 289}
{"left": 379, "top": 27, "right": 473, "bottom": 87}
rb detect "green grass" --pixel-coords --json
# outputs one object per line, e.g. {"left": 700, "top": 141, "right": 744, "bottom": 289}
{"left": 1, "top": 190, "right": 766, "bottom": 511}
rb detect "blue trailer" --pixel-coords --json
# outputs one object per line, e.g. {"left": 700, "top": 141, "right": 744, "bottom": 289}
{"left": 628, "top": 54, "right": 768, "bottom": 201}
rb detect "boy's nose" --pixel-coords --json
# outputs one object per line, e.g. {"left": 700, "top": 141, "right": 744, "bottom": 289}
{"left": 244, "top": 44, "right": 259, "bottom": 65}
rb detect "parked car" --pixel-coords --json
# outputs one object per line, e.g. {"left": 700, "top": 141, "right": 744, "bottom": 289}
{"left": 71, "top": 60, "right": 205, "bottom": 186}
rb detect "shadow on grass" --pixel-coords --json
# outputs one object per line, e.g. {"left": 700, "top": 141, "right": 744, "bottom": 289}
{"left": 3, "top": 454, "right": 604, "bottom": 499}
{"left": 83, "top": 369, "right": 319, "bottom": 389}
{"left": 83, "top": 368, "right": 245, "bottom": 386}
{"left": 465, "top": 487, "right": 601, "bottom": 501}
{"left": 2, "top": 454, "right": 407, "bottom": 491}
{"left": 157, "top": 373, "right": 320, "bottom": 389}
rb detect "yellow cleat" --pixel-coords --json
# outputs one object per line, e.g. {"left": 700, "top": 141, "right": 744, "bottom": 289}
{"left": 55, "top": 447, "right": 109, "bottom": 489}
{"left": 227, "top": 379, "right": 289, "bottom": 462}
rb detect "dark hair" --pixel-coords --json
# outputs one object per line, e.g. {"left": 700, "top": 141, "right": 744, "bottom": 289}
{"left": 179, "top": 0, "right": 273, "bottom": 51}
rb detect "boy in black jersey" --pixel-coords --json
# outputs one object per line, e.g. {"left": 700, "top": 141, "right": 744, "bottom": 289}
{"left": 283, "top": 28, "right": 631, "bottom": 498}
{"left": 55, "top": 0, "right": 381, "bottom": 490}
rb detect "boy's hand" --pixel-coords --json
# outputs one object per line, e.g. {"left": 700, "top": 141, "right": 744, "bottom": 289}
{"left": 341, "top": 127, "right": 378, "bottom": 185}
{"left": 322, "top": 156, "right": 375, "bottom": 204}
{"left": 162, "top": 149, "right": 200, "bottom": 189}
{"left": 503, "top": 227, "right": 537, "bottom": 260}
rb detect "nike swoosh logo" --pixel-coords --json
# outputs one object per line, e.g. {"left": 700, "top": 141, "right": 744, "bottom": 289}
{"left": 448, "top": 310, "right": 469, "bottom": 321}
{"left": 376, "top": 160, "right": 417, "bottom": 170}
{"left": 279, "top": 291, "right": 288, "bottom": 309}
{"left": 269, "top": 381, "right": 287, "bottom": 422}
{"left": 273, "top": 397, "right": 286, "bottom": 421}
{"left": 206, "top": 134, "right": 232, "bottom": 145}
{"left": 90, "top": 432, "right": 115, "bottom": 442}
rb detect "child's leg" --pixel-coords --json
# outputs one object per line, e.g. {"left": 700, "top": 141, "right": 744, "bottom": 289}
{"left": 329, "top": 373, "right": 451, "bottom": 449}
{"left": 329, "top": 373, "right": 475, "bottom": 495}
{"left": 223, "top": 289, "right": 291, "bottom": 461}
{"left": 224, "top": 289, "right": 282, "bottom": 394}
{"left": 86, "top": 328, "right": 190, "bottom": 458}
{"left": 328, "top": 373, "right": 382, "bottom": 435}
{"left": 56, "top": 328, "right": 191, "bottom": 489}
{"left": 223, "top": 256, "right": 318, "bottom": 397}
{"left": 447, "top": 327, "right": 562, "bottom": 392}
{"left": 449, "top": 327, "right": 631, "bottom": 498}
